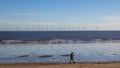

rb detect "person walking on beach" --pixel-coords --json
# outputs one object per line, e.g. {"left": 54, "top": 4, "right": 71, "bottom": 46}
{"left": 69, "top": 52, "right": 75, "bottom": 63}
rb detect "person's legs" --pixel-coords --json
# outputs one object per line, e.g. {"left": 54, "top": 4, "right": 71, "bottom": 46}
{"left": 72, "top": 58, "right": 75, "bottom": 63}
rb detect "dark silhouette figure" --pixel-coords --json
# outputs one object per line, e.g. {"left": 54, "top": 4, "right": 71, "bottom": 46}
{"left": 69, "top": 52, "right": 75, "bottom": 63}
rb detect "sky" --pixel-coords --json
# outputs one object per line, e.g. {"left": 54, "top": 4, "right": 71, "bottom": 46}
{"left": 0, "top": 0, "right": 120, "bottom": 31}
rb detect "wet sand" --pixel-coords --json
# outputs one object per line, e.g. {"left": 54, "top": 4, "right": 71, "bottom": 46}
{"left": 0, "top": 62, "right": 120, "bottom": 68}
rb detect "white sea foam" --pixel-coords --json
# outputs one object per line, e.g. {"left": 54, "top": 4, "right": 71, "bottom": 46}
{"left": 1, "top": 39, "right": 120, "bottom": 44}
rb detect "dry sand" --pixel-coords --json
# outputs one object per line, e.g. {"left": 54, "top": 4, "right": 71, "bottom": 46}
{"left": 0, "top": 62, "right": 120, "bottom": 68}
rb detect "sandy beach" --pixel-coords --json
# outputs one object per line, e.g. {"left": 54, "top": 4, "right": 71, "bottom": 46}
{"left": 0, "top": 62, "right": 120, "bottom": 68}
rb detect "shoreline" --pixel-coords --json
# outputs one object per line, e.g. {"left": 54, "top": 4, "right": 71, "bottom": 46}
{"left": 1, "top": 61, "right": 120, "bottom": 64}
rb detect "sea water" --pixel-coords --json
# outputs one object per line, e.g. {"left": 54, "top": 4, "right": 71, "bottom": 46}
{"left": 1, "top": 31, "right": 120, "bottom": 41}
{"left": 0, "top": 42, "right": 120, "bottom": 64}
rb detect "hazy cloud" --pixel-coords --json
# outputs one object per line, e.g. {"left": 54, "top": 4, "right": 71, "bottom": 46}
{"left": 12, "top": 13, "right": 42, "bottom": 16}
{"left": 0, "top": 19, "right": 60, "bottom": 26}
{"left": 103, "top": 16, "right": 120, "bottom": 23}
